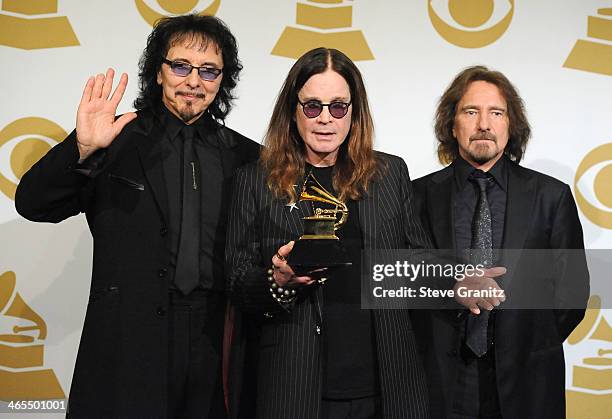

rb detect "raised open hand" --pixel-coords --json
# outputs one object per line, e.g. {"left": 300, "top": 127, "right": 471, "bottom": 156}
{"left": 76, "top": 68, "right": 137, "bottom": 160}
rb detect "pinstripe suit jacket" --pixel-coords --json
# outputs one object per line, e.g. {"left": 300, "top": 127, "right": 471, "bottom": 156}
{"left": 226, "top": 152, "right": 431, "bottom": 419}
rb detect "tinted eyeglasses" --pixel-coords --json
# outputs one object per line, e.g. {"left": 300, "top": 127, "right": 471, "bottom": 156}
{"left": 298, "top": 99, "right": 352, "bottom": 119}
{"left": 162, "top": 58, "right": 223, "bottom": 81}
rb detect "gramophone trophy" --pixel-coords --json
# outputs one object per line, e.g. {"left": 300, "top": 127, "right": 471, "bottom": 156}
{"left": 288, "top": 172, "right": 352, "bottom": 276}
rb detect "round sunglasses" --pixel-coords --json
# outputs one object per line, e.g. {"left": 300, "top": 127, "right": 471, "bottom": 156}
{"left": 298, "top": 99, "right": 352, "bottom": 119}
{"left": 162, "top": 58, "right": 222, "bottom": 81}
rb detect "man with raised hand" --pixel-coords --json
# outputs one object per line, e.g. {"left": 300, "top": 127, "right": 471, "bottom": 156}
{"left": 16, "top": 14, "right": 259, "bottom": 419}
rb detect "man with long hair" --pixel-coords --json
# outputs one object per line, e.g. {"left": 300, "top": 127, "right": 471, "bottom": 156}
{"left": 15, "top": 14, "right": 259, "bottom": 418}
{"left": 226, "top": 47, "right": 430, "bottom": 419}
{"left": 412, "top": 66, "right": 589, "bottom": 418}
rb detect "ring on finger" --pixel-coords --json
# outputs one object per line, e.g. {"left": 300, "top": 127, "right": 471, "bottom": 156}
{"left": 274, "top": 252, "right": 286, "bottom": 262}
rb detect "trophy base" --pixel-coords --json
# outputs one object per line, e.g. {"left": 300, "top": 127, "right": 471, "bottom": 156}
{"left": 288, "top": 238, "right": 352, "bottom": 276}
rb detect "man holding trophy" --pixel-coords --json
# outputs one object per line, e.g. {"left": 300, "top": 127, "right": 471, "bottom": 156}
{"left": 225, "top": 48, "right": 431, "bottom": 419}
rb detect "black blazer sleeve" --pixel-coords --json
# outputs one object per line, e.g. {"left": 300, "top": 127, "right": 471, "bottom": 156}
{"left": 550, "top": 184, "right": 589, "bottom": 341}
{"left": 15, "top": 131, "right": 96, "bottom": 223}
{"left": 397, "top": 158, "right": 434, "bottom": 250}
{"left": 225, "top": 164, "right": 288, "bottom": 315}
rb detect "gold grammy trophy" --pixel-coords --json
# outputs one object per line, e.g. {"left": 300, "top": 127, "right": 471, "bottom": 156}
{"left": 566, "top": 295, "right": 612, "bottom": 418}
{"left": 271, "top": 0, "right": 374, "bottom": 61}
{"left": 0, "top": 271, "right": 65, "bottom": 400}
{"left": 288, "top": 172, "right": 352, "bottom": 276}
{"left": 564, "top": 8, "right": 612, "bottom": 76}
{"left": 0, "top": 0, "right": 79, "bottom": 49}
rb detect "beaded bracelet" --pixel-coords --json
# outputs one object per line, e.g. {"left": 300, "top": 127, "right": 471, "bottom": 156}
{"left": 267, "top": 268, "right": 297, "bottom": 305}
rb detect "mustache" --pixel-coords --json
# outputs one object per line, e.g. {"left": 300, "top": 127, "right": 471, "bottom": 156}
{"left": 470, "top": 132, "right": 496, "bottom": 142}
{"left": 177, "top": 91, "right": 205, "bottom": 99}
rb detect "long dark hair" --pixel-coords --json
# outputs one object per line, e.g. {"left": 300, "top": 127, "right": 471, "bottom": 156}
{"left": 434, "top": 65, "right": 531, "bottom": 165}
{"left": 134, "top": 13, "right": 242, "bottom": 121}
{"left": 260, "top": 48, "right": 381, "bottom": 202}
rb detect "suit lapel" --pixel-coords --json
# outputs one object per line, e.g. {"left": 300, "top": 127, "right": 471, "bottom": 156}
{"left": 133, "top": 116, "right": 169, "bottom": 223}
{"left": 429, "top": 166, "right": 455, "bottom": 249}
{"left": 283, "top": 192, "right": 311, "bottom": 239}
{"left": 502, "top": 162, "right": 535, "bottom": 249}
{"left": 359, "top": 183, "right": 378, "bottom": 249}
{"left": 214, "top": 127, "right": 239, "bottom": 180}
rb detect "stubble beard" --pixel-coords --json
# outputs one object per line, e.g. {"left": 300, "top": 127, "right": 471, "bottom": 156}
{"left": 468, "top": 141, "right": 499, "bottom": 164}
{"left": 466, "top": 132, "right": 500, "bottom": 165}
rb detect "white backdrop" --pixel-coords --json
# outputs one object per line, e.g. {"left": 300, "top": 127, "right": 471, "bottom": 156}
{"left": 0, "top": 1, "right": 610, "bottom": 416}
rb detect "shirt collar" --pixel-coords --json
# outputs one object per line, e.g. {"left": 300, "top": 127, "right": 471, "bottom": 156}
{"left": 454, "top": 154, "right": 508, "bottom": 191}
{"left": 157, "top": 103, "right": 218, "bottom": 145}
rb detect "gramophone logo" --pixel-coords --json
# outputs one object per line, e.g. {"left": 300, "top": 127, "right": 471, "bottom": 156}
{"left": 0, "top": 0, "right": 79, "bottom": 49}
{"left": 0, "top": 117, "right": 66, "bottom": 201}
{"left": 566, "top": 295, "right": 612, "bottom": 418}
{"left": 271, "top": 0, "right": 374, "bottom": 61}
{"left": 428, "top": 0, "right": 514, "bottom": 48}
{"left": 0, "top": 271, "right": 65, "bottom": 400}
{"left": 135, "top": 0, "right": 220, "bottom": 27}
{"left": 564, "top": 8, "right": 612, "bottom": 76}
{"left": 574, "top": 143, "right": 612, "bottom": 229}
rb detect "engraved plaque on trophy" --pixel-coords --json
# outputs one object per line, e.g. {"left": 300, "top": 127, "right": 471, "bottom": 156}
{"left": 288, "top": 171, "right": 352, "bottom": 276}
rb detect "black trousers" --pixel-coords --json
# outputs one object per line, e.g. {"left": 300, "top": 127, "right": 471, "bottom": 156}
{"left": 168, "top": 290, "right": 227, "bottom": 419}
{"left": 450, "top": 344, "right": 501, "bottom": 419}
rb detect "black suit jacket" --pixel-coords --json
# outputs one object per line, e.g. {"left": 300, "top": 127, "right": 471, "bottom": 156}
{"left": 226, "top": 153, "right": 431, "bottom": 419}
{"left": 15, "top": 110, "right": 260, "bottom": 418}
{"left": 411, "top": 158, "right": 589, "bottom": 419}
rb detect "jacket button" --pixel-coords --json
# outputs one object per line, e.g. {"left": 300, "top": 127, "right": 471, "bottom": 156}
{"left": 158, "top": 268, "right": 167, "bottom": 278}
{"left": 156, "top": 307, "right": 166, "bottom": 316}
{"left": 160, "top": 227, "right": 168, "bottom": 236}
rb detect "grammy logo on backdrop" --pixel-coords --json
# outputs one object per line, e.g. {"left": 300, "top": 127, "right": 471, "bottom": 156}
{"left": 566, "top": 295, "right": 612, "bottom": 418}
{"left": 0, "top": 0, "right": 79, "bottom": 49}
{"left": 135, "top": 0, "right": 220, "bottom": 27}
{"left": 272, "top": 0, "right": 374, "bottom": 61}
{"left": 0, "top": 117, "right": 65, "bottom": 201}
{"left": 564, "top": 8, "right": 612, "bottom": 76}
{"left": 0, "top": 271, "right": 65, "bottom": 400}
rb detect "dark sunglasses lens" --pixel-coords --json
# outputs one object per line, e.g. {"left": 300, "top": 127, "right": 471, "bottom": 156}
{"left": 303, "top": 102, "right": 322, "bottom": 118}
{"left": 171, "top": 62, "right": 191, "bottom": 76}
{"left": 198, "top": 69, "right": 219, "bottom": 81}
{"left": 329, "top": 102, "right": 348, "bottom": 118}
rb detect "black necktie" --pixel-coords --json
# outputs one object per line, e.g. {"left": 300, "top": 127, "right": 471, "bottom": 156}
{"left": 174, "top": 125, "right": 200, "bottom": 295}
{"left": 466, "top": 171, "right": 492, "bottom": 357}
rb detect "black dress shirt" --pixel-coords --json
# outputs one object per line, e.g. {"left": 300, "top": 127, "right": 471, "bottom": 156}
{"left": 453, "top": 155, "right": 508, "bottom": 354}
{"left": 453, "top": 155, "right": 507, "bottom": 254}
{"left": 307, "top": 165, "right": 379, "bottom": 400}
{"left": 158, "top": 106, "right": 226, "bottom": 291}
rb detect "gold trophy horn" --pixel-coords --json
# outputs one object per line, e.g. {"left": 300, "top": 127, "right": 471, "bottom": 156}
{"left": 298, "top": 174, "right": 348, "bottom": 239}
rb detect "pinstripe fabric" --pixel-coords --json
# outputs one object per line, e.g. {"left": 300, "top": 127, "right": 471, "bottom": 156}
{"left": 226, "top": 152, "right": 431, "bottom": 419}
